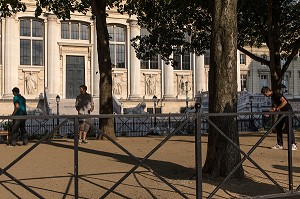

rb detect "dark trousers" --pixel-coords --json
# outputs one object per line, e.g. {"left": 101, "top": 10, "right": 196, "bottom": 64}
{"left": 10, "top": 119, "right": 28, "bottom": 146}
{"left": 276, "top": 114, "right": 295, "bottom": 146}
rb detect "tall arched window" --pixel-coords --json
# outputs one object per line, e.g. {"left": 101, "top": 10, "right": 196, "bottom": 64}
{"left": 20, "top": 18, "right": 44, "bottom": 66}
{"left": 108, "top": 24, "right": 126, "bottom": 68}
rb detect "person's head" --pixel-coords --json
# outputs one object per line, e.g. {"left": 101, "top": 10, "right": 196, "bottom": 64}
{"left": 79, "top": 85, "right": 87, "bottom": 94}
{"left": 261, "top": 86, "right": 272, "bottom": 97}
{"left": 12, "top": 87, "right": 20, "bottom": 95}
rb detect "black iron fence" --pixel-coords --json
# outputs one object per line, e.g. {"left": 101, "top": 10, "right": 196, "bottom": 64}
{"left": 1, "top": 112, "right": 300, "bottom": 139}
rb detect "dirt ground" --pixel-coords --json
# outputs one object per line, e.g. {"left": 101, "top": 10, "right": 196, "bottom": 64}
{"left": 1, "top": 131, "right": 300, "bottom": 199}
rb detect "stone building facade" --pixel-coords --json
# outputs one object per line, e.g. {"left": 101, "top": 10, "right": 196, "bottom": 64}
{"left": 0, "top": 1, "right": 299, "bottom": 115}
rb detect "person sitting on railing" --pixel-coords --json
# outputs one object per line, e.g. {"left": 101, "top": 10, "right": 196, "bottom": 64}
{"left": 261, "top": 86, "right": 297, "bottom": 150}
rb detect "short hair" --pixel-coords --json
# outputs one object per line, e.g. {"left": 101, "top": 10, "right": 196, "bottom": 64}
{"left": 80, "top": 85, "right": 87, "bottom": 91}
{"left": 12, "top": 87, "right": 20, "bottom": 94}
{"left": 261, "top": 86, "right": 271, "bottom": 94}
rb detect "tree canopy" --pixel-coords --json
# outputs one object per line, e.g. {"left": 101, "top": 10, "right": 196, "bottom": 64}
{"left": 124, "top": 0, "right": 300, "bottom": 91}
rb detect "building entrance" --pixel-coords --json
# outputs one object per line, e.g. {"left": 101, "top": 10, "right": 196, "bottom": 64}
{"left": 66, "top": 55, "right": 85, "bottom": 99}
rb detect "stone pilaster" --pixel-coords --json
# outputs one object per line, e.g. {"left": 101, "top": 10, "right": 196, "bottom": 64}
{"left": 47, "top": 14, "right": 60, "bottom": 98}
{"left": 128, "top": 19, "right": 141, "bottom": 99}
{"left": 3, "top": 16, "right": 19, "bottom": 98}
{"left": 163, "top": 61, "right": 174, "bottom": 99}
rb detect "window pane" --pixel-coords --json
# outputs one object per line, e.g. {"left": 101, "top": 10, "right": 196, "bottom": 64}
{"left": 173, "top": 53, "right": 181, "bottom": 70}
{"left": 61, "top": 23, "right": 69, "bottom": 39}
{"left": 32, "top": 40, "right": 43, "bottom": 65}
{"left": 32, "top": 20, "right": 43, "bottom": 37}
{"left": 116, "top": 44, "right": 125, "bottom": 68}
{"left": 108, "top": 25, "right": 114, "bottom": 41}
{"left": 71, "top": 23, "right": 79, "bottom": 39}
{"left": 115, "top": 26, "right": 125, "bottom": 42}
{"left": 20, "top": 39, "right": 31, "bottom": 65}
{"left": 80, "top": 24, "right": 89, "bottom": 40}
{"left": 20, "top": 20, "right": 31, "bottom": 36}
{"left": 182, "top": 52, "right": 190, "bottom": 70}
{"left": 150, "top": 56, "right": 159, "bottom": 69}
{"left": 240, "top": 54, "right": 246, "bottom": 64}
{"left": 109, "top": 44, "right": 115, "bottom": 67}
{"left": 141, "top": 60, "right": 149, "bottom": 69}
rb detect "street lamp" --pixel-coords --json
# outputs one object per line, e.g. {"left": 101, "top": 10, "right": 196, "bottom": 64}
{"left": 185, "top": 81, "right": 189, "bottom": 111}
{"left": 56, "top": 95, "right": 60, "bottom": 136}
{"left": 152, "top": 95, "right": 158, "bottom": 127}
{"left": 195, "top": 92, "right": 202, "bottom": 113}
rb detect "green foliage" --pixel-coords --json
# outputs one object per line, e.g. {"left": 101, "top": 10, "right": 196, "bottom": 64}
{"left": 123, "top": 0, "right": 211, "bottom": 63}
{"left": 237, "top": 0, "right": 300, "bottom": 58}
{"left": 0, "top": 0, "right": 26, "bottom": 17}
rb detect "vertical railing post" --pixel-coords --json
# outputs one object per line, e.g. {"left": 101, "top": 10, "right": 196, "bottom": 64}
{"left": 195, "top": 103, "right": 202, "bottom": 199}
{"left": 74, "top": 117, "right": 79, "bottom": 199}
{"left": 287, "top": 111, "right": 293, "bottom": 192}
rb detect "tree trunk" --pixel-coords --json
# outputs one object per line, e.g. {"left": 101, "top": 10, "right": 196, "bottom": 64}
{"left": 90, "top": 0, "right": 116, "bottom": 139}
{"left": 203, "top": 0, "right": 244, "bottom": 178}
{"left": 267, "top": 0, "right": 282, "bottom": 92}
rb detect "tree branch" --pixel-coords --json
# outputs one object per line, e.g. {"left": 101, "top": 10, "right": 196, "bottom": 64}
{"left": 237, "top": 45, "right": 270, "bottom": 66}
{"left": 282, "top": 37, "right": 300, "bottom": 74}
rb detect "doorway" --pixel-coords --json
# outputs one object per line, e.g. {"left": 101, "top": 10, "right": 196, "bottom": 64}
{"left": 66, "top": 55, "right": 85, "bottom": 99}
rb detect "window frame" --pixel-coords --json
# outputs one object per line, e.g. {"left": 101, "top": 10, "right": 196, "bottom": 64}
{"left": 61, "top": 21, "right": 90, "bottom": 41}
{"left": 20, "top": 18, "right": 44, "bottom": 66}
{"left": 108, "top": 24, "right": 126, "bottom": 68}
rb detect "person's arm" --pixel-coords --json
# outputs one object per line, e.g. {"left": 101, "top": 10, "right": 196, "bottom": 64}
{"left": 275, "top": 97, "right": 288, "bottom": 111}
{"left": 90, "top": 95, "right": 94, "bottom": 112}
{"left": 12, "top": 102, "right": 19, "bottom": 115}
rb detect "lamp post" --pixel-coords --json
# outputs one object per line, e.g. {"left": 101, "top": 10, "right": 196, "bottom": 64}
{"left": 185, "top": 81, "right": 189, "bottom": 111}
{"left": 152, "top": 95, "right": 158, "bottom": 127}
{"left": 56, "top": 95, "right": 60, "bottom": 136}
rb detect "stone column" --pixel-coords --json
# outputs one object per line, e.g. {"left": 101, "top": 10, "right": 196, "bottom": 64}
{"left": 163, "top": 61, "right": 174, "bottom": 99}
{"left": 3, "top": 16, "right": 19, "bottom": 98}
{"left": 91, "top": 22, "right": 99, "bottom": 97}
{"left": 237, "top": 50, "right": 241, "bottom": 91}
{"left": 47, "top": 14, "right": 60, "bottom": 98}
{"left": 195, "top": 55, "right": 205, "bottom": 94}
{"left": 128, "top": 19, "right": 141, "bottom": 99}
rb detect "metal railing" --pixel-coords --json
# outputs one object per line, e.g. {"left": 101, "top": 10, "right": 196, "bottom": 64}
{"left": 0, "top": 111, "right": 300, "bottom": 198}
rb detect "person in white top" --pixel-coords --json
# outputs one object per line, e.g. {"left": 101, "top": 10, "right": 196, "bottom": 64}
{"left": 75, "top": 85, "right": 94, "bottom": 144}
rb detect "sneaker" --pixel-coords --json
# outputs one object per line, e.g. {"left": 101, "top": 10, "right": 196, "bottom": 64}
{"left": 78, "top": 139, "right": 82, "bottom": 145}
{"left": 292, "top": 144, "right": 297, "bottom": 151}
{"left": 82, "top": 140, "right": 89, "bottom": 144}
{"left": 271, "top": 144, "right": 283, "bottom": 150}
{"left": 6, "top": 144, "right": 15, "bottom": 148}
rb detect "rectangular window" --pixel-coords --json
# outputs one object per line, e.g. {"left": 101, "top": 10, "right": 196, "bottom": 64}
{"left": 260, "top": 75, "right": 269, "bottom": 87}
{"left": 32, "top": 40, "right": 43, "bottom": 65}
{"left": 141, "top": 60, "right": 148, "bottom": 69}
{"left": 173, "top": 53, "right": 181, "bottom": 70}
{"left": 61, "top": 23, "right": 69, "bottom": 39}
{"left": 20, "top": 20, "right": 31, "bottom": 36}
{"left": 80, "top": 24, "right": 89, "bottom": 40}
{"left": 240, "top": 54, "right": 246, "bottom": 64}
{"left": 240, "top": 74, "right": 247, "bottom": 91}
{"left": 20, "top": 39, "right": 31, "bottom": 65}
{"left": 71, "top": 23, "right": 79, "bottom": 39}
{"left": 182, "top": 51, "right": 190, "bottom": 70}
{"left": 108, "top": 26, "right": 114, "bottom": 41}
{"left": 150, "top": 56, "right": 159, "bottom": 69}
{"left": 116, "top": 44, "right": 125, "bottom": 68}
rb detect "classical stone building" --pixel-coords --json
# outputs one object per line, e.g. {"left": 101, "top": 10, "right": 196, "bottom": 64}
{"left": 0, "top": 1, "right": 299, "bottom": 115}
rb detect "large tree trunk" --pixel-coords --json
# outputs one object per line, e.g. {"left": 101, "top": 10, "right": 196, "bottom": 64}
{"left": 203, "top": 0, "right": 243, "bottom": 178}
{"left": 90, "top": 0, "right": 116, "bottom": 139}
{"left": 267, "top": 0, "right": 282, "bottom": 93}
